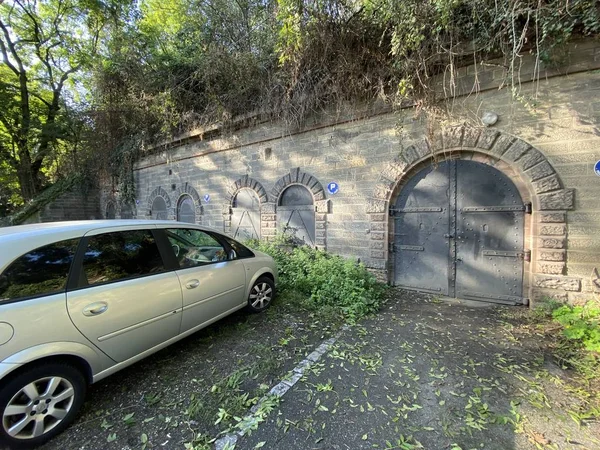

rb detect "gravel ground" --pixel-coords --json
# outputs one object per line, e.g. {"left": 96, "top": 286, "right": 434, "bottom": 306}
{"left": 13, "top": 288, "right": 600, "bottom": 450}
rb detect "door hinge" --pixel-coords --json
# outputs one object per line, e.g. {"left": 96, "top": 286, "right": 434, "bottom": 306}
{"left": 523, "top": 249, "right": 531, "bottom": 262}
{"left": 524, "top": 202, "right": 532, "bottom": 214}
{"left": 389, "top": 242, "right": 396, "bottom": 253}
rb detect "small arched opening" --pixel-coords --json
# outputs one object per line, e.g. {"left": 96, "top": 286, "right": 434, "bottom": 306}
{"left": 277, "top": 185, "right": 315, "bottom": 246}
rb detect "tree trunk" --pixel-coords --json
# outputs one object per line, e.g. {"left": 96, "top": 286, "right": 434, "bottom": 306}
{"left": 16, "top": 148, "right": 37, "bottom": 201}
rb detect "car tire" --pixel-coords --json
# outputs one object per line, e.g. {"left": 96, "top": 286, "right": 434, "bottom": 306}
{"left": 0, "top": 363, "right": 87, "bottom": 449}
{"left": 246, "top": 276, "right": 275, "bottom": 313}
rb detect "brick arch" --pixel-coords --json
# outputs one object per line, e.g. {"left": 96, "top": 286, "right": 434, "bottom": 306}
{"left": 223, "top": 175, "right": 268, "bottom": 237}
{"left": 227, "top": 175, "right": 268, "bottom": 205}
{"left": 368, "top": 125, "right": 578, "bottom": 304}
{"left": 268, "top": 168, "right": 330, "bottom": 249}
{"left": 174, "top": 183, "right": 203, "bottom": 222}
{"left": 146, "top": 186, "right": 172, "bottom": 219}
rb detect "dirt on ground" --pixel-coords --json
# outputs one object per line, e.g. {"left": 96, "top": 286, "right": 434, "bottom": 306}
{"left": 38, "top": 289, "right": 600, "bottom": 450}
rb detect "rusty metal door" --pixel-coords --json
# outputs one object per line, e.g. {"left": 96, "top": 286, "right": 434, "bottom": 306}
{"left": 277, "top": 185, "right": 315, "bottom": 246}
{"left": 392, "top": 160, "right": 525, "bottom": 304}
{"left": 231, "top": 189, "right": 261, "bottom": 240}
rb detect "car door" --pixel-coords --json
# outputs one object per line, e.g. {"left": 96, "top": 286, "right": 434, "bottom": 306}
{"left": 66, "top": 227, "right": 183, "bottom": 362}
{"left": 161, "top": 227, "right": 246, "bottom": 333}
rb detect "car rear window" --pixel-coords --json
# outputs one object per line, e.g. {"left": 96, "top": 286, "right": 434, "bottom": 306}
{"left": 0, "top": 239, "right": 80, "bottom": 302}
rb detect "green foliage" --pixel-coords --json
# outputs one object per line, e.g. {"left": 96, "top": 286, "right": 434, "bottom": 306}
{"left": 247, "top": 234, "right": 386, "bottom": 323}
{"left": 552, "top": 302, "right": 600, "bottom": 353}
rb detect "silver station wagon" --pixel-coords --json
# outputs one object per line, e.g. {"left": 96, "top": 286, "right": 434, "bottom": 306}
{"left": 0, "top": 220, "right": 277, "bottom": 448}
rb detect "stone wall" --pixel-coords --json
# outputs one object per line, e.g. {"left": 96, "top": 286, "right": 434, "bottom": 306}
{"left": 37, "top": 187, "right": 100, "bottom": 223}
{"left": 132, "top": 40, "right": 600, "bottom": 305}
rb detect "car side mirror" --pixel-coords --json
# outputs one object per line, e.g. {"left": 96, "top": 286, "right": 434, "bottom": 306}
{"left": 228, "top": 249, "right": 237, "bottom": 260}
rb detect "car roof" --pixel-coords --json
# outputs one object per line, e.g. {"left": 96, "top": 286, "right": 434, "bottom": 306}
{"left": 0, "top": 220, "right": 222, "bottom": 270}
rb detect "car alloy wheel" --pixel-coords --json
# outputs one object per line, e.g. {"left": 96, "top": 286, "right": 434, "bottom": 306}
{"left": 247, "top": 277, "right": 274, "bottom": 312}
{"left": 0, "top": 363, "right": 86, "bottom": 449}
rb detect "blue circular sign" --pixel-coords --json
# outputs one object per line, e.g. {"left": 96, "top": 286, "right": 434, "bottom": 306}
{"left": 203, "top": 194, "right": 210, "bottom": 203}
{"left": 327, "top": 182, "right": 340, "bottom": 195}
{"left": 595, "top": 160, "right": 600, "bottom": 177}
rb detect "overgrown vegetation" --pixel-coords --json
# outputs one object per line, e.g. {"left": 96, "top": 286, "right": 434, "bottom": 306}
{"left": 248, "top": 234, "right": 386, "bottom": 323}
{"left": 535, "top": 298, "right": 600, "bottom": 380}
{"left": 2, "top": 0, "right": 600, "bottom": 214}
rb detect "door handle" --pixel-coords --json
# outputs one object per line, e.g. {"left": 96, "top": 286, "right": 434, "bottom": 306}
{"left": 186, "top": 279, "right": 200, "bottom": 289}
{"left": 82, "top": 302, "right": 108, "bottom": 316}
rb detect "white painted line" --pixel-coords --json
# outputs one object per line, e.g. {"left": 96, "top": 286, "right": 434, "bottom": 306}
{"left": 214, "top": 325, "right": 349, "bottom": 449}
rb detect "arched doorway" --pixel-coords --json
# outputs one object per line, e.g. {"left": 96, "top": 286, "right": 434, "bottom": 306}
{"left": 392, "top": 160, "right": 525, "bottom": 304}
{"left": 232, "top": 188, "right": 260, "bottom": 240}
{"left": 177, "top": 194, "right": 196, "bottom": 223}
{"left": 105, "top": 201, "right": 116, "bottom": 219}
{"left": 151, "top": 196, "right": 168, "bottom": 220}
{"left": 277, "top": 185, "right": 315, "bottom": 246}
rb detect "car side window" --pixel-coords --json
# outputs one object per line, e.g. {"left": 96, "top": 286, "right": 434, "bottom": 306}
{"left": 166, "top": 228, "right": 227, "bottom": 268}
{"left": 0, "top": 238, "right": 79, "bottom": 302}
{"left": 82, "top": 230, "right": 165, "bottom": 286}
{"left": 222, "top": 236, "right": 255, "bottom": 259}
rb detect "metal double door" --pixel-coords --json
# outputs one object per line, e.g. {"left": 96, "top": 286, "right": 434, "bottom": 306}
{"left": 392, "top": 160, "right": 525, "bottom": 304}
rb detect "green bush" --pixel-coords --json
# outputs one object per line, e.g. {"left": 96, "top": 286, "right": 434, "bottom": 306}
{"left": 552, "top": 302, "right": 600, "bottom": 353}
{"left": 247, "top": 235, "right": 386, "bottom": 323}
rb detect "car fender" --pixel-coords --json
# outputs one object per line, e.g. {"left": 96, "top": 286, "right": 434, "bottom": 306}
{"left": 1, "top": 341, "right": 112, "bottom": 378}
{"left": 245, "top": 268, "right": 277, "bottom": 298}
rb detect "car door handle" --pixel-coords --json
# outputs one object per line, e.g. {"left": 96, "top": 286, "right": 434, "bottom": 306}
{"left": 82, "top": 302, "right": 108, "bottom": 316}
{"left": 186, "top": 280, "right": 200, "bottom": 289}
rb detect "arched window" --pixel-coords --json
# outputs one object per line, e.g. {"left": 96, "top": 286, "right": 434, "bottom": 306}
{"left": 232, "top": 189, "right": 260, "bottom": 240}
{"left": 151, "top": 197, "right": 168, "bottom": 220}
{"left": 177, "top": 194, "right": 196, "bottom": 223}
{"left": 277, "top": 185, "right": 315, "bottom": 246}
{"left": 106, "top": 201, "right": 116, "bottom": 219}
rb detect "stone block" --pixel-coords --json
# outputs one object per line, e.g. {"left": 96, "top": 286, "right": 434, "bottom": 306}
{"left": 313, "top": 189, "right": 325, "bottom": 201}
{"left": 477, "top": 129, "right": 499, "bottom": 150}
{"left": 413, "top": 139, "right": 431, "bottom": 158}
{"left": 261, "top": 202, "right": 276, "bottom": 214}
{"left": 568, "top": 292, "right": 596, "bottom": 306}
{"left": 316, "top": 222, "right": 325, "bottom": 230}
{"left": 517, "top": 148, "right": 546, "bottom": 171}
{"left": 532, "top": 289, "right": 568, "bottom": 303}
{"left": 370, "top": 241, "right": 384, "bottom": 250}
{"left": 490, "top": 134, "right": 514, "bottom": 156}
{"left": 503, "top": 140, "right": 531, "bottom": 162}
{"left": 370, "top": 232, "right": 385, "bottom": 241}
{"left": 370, "top": 214, "right": 386, "bottom": 222}
{"left": 369, "top": 250, "right": 384, "bottom": 259}
{"left": 534, "top": 275, "right": 581, "bottom": 291}
{"left": 443, "top": 127, "right": 464, "bottom": 149}
{"left": 532, "top": 175, "right": 561, "bottom": 194}
{"left": 539, "top": 212, "right": 566, "bottom": 223}
{"left": 538, "top": 189, "right": 575, "bottom": 210}
{"left": 537, "top": 262, "right": 566, "bottom": 275}
{"left": 316, "top": 213, "right": 326, "bottom": 221}
{"left": 526, "top": 161, "right": 555, "bottom": 181}
{"left": 315, "top": 199, "right": 331, "bottom": 213}
{"left": 539, "top": 250, "right": 566, "bottom": 261}
{"left": 371, "top": 222, "right": 385, "bottom": 231}
{"left": 462, "top": 127, "right": 481, "bottom": 148}
{"left": 539, "top": 224, "right": 566, "bottom": 236}
{"left": 538, "top": 237, "right": 566, "bottom": 249}
{"left": 373, "top": 184, "right": 392, "bottom": 200}
{"left": 366, "top": 199, "right": 387, "bottom": 213}
{"left": 401, "top": 146, "right": 420, "bottom": 165}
